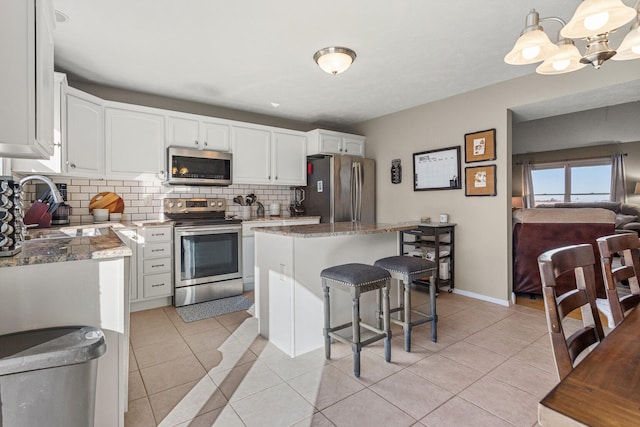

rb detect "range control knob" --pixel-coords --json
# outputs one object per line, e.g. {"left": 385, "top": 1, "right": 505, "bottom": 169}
{"left": 176, "top": 202, "right": 183, "bottom": 208}
{"left": 217, "top": 201, "right": 223, "bottom": 207}
{"left": 167, "top": 201, "right": 175, "bottom": 208}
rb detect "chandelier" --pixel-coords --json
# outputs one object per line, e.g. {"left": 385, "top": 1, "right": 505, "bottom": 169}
{"left": 505, "top": 0, "right": 640, "bottom": 75}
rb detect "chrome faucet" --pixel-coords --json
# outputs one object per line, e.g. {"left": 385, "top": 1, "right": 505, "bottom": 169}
{"left": 18, "top": 175, "right": 64, "bottom": 203}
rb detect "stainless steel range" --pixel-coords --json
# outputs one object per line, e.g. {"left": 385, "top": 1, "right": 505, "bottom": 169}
{"left": 164, "top": 198, "right": 242, "bottom": 307}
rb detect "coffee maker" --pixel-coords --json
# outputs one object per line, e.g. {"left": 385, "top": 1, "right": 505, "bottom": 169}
{"left": 36, "top": 183, "right": 71, "bottom": 225}
{"left": 289, "top": 187, "right": 305, "bottom": 216}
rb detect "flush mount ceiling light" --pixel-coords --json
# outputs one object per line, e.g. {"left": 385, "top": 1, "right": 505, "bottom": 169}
{"left": 313, "top": 46, "right": 357, "bottom": 75}
{"left": 505, "top": 0, "right": 640, "bottom": 74}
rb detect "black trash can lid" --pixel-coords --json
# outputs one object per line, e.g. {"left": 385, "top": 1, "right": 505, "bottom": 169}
{"left": 0, "top": 326, "right": 106, "bottom": 376}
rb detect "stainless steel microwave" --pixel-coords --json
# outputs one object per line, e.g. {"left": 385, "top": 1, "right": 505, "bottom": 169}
{"left": 167, "top": 146, "right": 232, "bottom": 186}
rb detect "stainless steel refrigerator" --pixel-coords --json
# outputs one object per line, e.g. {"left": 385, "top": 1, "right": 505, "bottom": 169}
{"left": 303, "top": 155, "right": 375, "bottom": 223}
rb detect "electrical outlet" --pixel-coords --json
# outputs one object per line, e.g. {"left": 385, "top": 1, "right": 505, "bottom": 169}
{"left": 143, "top": 194, "right": 153, "bottom": 206}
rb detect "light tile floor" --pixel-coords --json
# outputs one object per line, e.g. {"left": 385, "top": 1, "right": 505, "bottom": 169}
{"left": 125, "top": 289, "right": 574, "bottom": 427}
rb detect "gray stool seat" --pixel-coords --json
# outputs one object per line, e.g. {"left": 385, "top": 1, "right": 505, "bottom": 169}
{"left": 321, "top": 263, "right": 392, "bottom": 378}
{"left": 374, "top": 256, "right": 438, "bottom": 351}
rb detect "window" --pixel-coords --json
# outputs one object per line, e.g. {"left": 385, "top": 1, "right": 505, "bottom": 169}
{"left": 531, "top": 158, "right": 612, "bottom": 205}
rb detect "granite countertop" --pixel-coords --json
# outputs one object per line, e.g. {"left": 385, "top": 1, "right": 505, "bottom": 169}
{"left": 253, "top": 221, "right": 418, "bottom": 238}
{"left": 0, "top": 227, "right": 132, "bottom": 268}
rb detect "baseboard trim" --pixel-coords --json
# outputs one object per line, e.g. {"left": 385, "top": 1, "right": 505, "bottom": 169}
{"left": 450, "top": 288, "right": 510, "bottom": 307}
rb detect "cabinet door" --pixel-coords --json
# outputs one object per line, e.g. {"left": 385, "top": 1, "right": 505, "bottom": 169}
{"left": 12, "top": 73, "right": 66, "bottom": 174}
{"left": 200, "top": 120, "right": 230, "bottom": 151}
{"left": 343, "top": 136, "right": 365, "bottom": 157}
{"left": 166, "top": 116, "right": 200, "bottom": 149}
{"left": 0, "top": 0, "right": 53, "bottom": 159}
{"left": 272, "top": 131, "right": 306, "bottom": 185}
{"left": 232, "top": 126, "right": 271, "bottom": 184}
{"left": 105, "top": 106, "right": 165, "bottom": 178}
{"left": 34, "top": 0, "right": 55, "bottom": 157}
{"left": 242, "top": 235, "right": 255, "bottom": 285}
{"left": 65, "top": 89, "right": 104, "bottom": 176}
{"left": 318, "top": 133, "right": 343, "bottom": 154}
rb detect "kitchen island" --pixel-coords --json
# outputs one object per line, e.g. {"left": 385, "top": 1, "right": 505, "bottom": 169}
{"left": 254, "top": 222, "right": 417, "bottom": 357}
{"left": 0, "top": 227, "right": 132, "bottom": 427}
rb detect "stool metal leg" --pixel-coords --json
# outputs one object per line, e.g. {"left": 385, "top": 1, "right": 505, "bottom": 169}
{"left": 403, "top": 279, "right": 412, "bottom": 352}
{"left": 322, "top": 284, "right": 331, "bottom": 359}
{"left": 382, "top": 285, "right": 391, "bottom": 362}
{"left": 352, "top": 294, "right": 361, "bottom": 378}
{"left": 375, "top": 288, "right": 382, "bottom": 330}
{"left": 430, "top": 278, "right": 438, "bottom": 342}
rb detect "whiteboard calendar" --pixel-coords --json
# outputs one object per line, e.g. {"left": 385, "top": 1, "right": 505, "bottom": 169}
{"left": 413, "top": 146, "right": 461, "bottom": 191}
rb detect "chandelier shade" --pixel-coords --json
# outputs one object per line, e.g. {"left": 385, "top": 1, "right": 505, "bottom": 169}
{"left": 561, "top": 0, "right": 637, "bottom": 38}
{"left": 313, "top": 47, "right": 357, "bottom": 75}
{"left": 536, "top": 40, "right": 587, "bottom": 74}
{"left": 504, "top": 28, "right": 558, "bottom": 64}
{"left": 612, "top": 14, "right": 640, "bottom": 60}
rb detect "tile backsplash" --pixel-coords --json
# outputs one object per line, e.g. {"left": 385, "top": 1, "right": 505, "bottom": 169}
{"left": 23, "top": 177, "right": 298, "bottom": 224}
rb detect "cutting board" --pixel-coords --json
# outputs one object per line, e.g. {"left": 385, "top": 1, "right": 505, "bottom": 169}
{"left": 89, "top": 192, "right": 125, "bottom": 213}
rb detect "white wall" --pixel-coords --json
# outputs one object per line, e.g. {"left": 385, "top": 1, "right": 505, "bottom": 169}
{"left": 350, "top": 60, "right": 640, "bottom": 303}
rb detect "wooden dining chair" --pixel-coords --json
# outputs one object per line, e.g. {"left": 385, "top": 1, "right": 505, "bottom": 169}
{"left": 597, "top": 233, "right": 640, "bottom": 327}
{"left": 538, "top": 243, "right": 605, "bottom": 381}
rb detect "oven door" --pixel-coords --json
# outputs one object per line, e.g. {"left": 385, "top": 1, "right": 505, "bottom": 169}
{"left": 174, "top": 224, "right": 242, "bottom": 288}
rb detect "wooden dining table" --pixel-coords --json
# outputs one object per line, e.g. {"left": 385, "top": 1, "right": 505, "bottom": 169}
{"left": 539, "top": 306, "right": 640, "bottom": 426}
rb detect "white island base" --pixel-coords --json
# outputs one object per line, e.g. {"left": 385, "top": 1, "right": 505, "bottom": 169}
{"left": 255, "top": 222, "right": 415, "bottom": 357}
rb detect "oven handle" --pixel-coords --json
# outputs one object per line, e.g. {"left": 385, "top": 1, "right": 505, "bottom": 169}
{"left": 176, "top": 225, "right": 241, "bottom": 236}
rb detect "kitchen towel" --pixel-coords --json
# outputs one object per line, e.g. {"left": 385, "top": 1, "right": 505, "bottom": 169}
{"left": 175, "top": 295, "right": 254, "bottom": 323}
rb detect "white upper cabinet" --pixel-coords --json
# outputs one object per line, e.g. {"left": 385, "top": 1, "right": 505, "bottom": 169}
{"left": 307, "top": 129, "right": 365, "bottom": 157}
{"left": 65, "top": 87, "right": 104, "bottom": 177}
{"left": 0, "top": 0, "right": 55, "bottom": 159}
{"left": 166, "top": 114, "right": 230, "bottom": 152}
{"left": 232, "top": 126, "right": 271, "bottom": 184}
{"left": 105, "top": 103, "right": 165, "bottom": 179}
{"left": 12, "top": 73, "right": 67, "bottom": 174}
{"left": 272, "top": 131, "right": 306, "bottom": 185}
{"left": 232, "top": 126, "right": 307, "bottom": 186}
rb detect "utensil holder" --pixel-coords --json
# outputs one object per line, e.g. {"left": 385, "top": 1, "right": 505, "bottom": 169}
{"left": 241, "top": 205, "right": 251, "bottom": 219}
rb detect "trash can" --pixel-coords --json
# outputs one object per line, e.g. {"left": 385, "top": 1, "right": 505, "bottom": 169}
{"left": 0, "top": 325, "right": 106, "bottom": 427}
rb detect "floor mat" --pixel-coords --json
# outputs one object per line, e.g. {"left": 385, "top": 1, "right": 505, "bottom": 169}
{"left": 176, "top": 295, "right": 254, "bottom": 323}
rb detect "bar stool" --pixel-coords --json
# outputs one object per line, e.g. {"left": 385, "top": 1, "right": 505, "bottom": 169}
{"left": 374, "top": 256, "right": 437, "bottom": 351}
{"left": 321, "top": 263, "right": 392, "bottom": 378}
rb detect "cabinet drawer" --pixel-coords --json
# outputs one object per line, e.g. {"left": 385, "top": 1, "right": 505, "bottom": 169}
{"left": 143, "top": 257, "right": 171, "bottom": 274}
{"left": 143, "top": 242, "right": 172, "bottom": 258}
{"left": 143, "top": 272, "right": 172, "bottom": 298}
{"left": 142, "top": 226, "right": 172, "bottom": 242}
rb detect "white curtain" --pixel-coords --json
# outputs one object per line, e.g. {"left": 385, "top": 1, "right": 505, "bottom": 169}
{"left": 610, "top": 153, "right": 627, "bottom": 203}
{"left": 521, "top": 162, "right": 535, "bottom": 208}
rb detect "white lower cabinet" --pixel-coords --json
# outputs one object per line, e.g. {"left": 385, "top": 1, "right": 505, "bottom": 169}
{"left": 131, "top": 225, "right": 174, "bottom": 312}
{"left": 242, "top": 217, "right": 320, "bottom": 288}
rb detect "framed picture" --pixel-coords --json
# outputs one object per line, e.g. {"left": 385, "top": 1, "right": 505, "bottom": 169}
{"left": 465, "top": 165, "right": 496, "bottom": 196}
{"left": 413, "top": 146, "right": 461, "bottom": 191}
{"left": 464, "top": 128, "right": 496, "bottom": 163}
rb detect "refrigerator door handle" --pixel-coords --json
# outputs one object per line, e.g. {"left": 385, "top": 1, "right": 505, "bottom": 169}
{"left": 351, "top": 162, "right": 357, "bottom": 221}
{"left": 354, "top": 162, "right": 362, "bottom": 221}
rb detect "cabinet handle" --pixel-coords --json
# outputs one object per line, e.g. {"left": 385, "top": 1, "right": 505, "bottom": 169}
{"left": 339, "top": 148, "right": 343, "bottom": 152}
{"left": 194, "top": 140, "right": 199, "bottom": 146}
{"left": 151, "top": 283, "right": 165, "bottom": 288}
{"left": 159, "top": 170, "right": 166, "bottom": 178}
{"left": 70, "top": 163, "right": 76, "bottom": 169}
{"left": 151, "top": 264, "right": 165, "bottom": 268}
{"left": 204, "top": 141, "right": 208, "bottom": 146}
